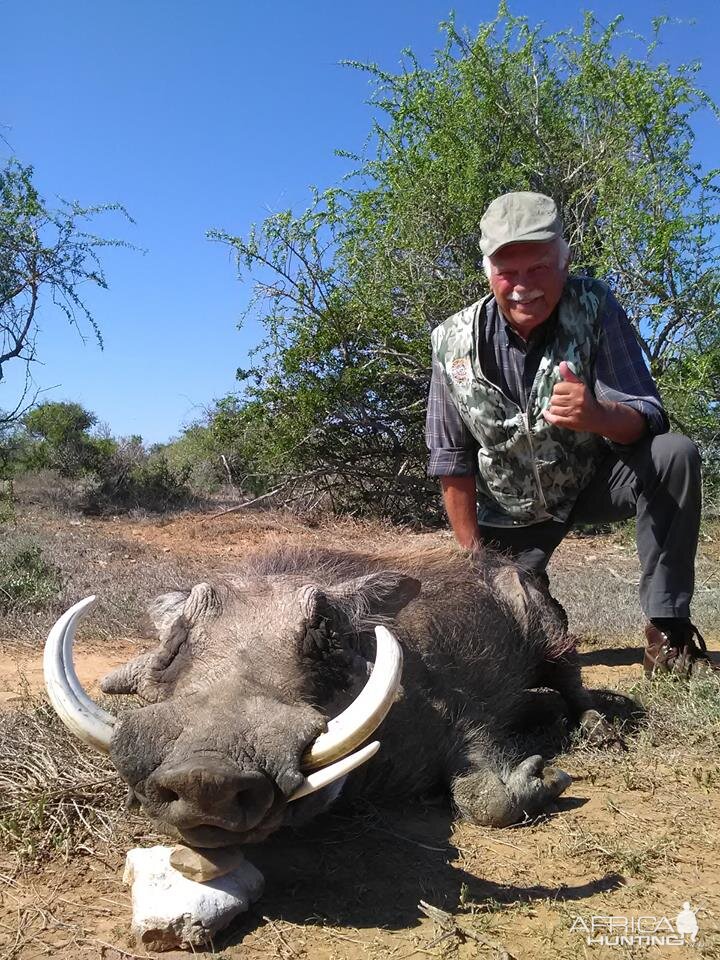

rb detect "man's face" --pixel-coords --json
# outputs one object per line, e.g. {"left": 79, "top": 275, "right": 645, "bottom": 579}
{"left": 487, "top": 240, "right": 568, "bottom": 339}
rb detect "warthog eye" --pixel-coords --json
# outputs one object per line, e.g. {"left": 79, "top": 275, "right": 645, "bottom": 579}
{"left": 301, "top": 618, "right": 344, "bottom": 660}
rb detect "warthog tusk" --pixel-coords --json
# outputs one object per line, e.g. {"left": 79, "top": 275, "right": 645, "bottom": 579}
{"left": 301, "top": 625, "right": 402, "bottom": 771}
{"left": 43, "top": 595, "right": 116, "bottom": 752}
{"left": 290, "top": 740, "right": 380, "bottom": 801}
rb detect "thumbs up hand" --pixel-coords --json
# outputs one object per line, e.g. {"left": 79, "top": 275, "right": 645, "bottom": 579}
{"left": 558, "top": 361, "right": 581, "bottom": 384}
{"left": 542, "top": 361, "right": 601, "bottom": 432}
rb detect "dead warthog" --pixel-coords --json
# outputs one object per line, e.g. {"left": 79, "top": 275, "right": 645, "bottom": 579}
{"left": 45, "top": 543, "right": 615, "bottom": 847}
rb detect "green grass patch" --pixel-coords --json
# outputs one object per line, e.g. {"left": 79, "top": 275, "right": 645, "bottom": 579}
{"left": 629, "top": 672, "right": 720, "bottom": 750}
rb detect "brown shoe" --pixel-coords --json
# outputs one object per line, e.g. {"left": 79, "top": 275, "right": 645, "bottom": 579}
{"left": 644, "top": 622, "right": 718, "bottom": 679}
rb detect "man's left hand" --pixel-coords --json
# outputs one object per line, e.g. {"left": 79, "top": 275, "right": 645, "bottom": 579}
{"left": 542, "top": 361, "right": 600, "bottom": 432}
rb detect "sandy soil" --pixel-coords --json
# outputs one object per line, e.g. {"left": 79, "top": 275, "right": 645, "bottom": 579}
{"left": 1, "top": 509, "right": 719, "bottom": 959}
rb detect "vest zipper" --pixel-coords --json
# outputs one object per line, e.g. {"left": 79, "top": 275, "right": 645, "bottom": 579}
{"left": 521, "top": 412, "right": 548, "bottom": 509}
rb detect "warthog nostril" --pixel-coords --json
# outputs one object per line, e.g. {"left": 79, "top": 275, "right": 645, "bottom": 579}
{"left": 154, "top": 786, "right": 179, "bottom": 804}
{"left": 147, "top": 758, "right": 276, "bottom": 832}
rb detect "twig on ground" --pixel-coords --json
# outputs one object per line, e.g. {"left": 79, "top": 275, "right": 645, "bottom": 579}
{"left": 261, "top": 916, "right": 300, "bottom": 958}
{"left": 93, "top": 941, "right": 148, "bottom": 960}
{"left": 418, "top": 900, "right": 518, "bottom": 959}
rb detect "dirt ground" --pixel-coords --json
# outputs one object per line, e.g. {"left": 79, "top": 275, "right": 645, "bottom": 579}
{"left": 1, "top": 508, "right": 719, "bottom": 959}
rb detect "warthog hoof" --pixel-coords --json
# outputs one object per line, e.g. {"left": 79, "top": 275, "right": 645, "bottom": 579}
{"left": 453, "top": 754, "right": 572, "bottom": 827}
{"left": 577, "top": 709, "right": 626, "bottom": 752}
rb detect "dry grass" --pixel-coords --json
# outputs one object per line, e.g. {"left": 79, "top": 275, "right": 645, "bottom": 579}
{"left": 0, "top": 493, "right": 418, "bottom": 648}
{"left": 0, "top": 516, "right": 206, "bottom": 647}
{"left": 552, "top": 520, "right": 720, "bottom": 644}
{"left": 0, "top": 696, "right": 127, "bottom": 863}
{"left": 9, "top": 471, "right": 87, "bottom": 516}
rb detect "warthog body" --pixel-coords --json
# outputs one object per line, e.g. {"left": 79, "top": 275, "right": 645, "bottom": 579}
{"left": 98, "top": 543, "right": 600, "bottom": 848}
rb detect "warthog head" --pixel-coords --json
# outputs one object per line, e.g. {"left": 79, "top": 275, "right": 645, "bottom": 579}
{"left": 45, "top": 560, "right": 420, "bottom": 847}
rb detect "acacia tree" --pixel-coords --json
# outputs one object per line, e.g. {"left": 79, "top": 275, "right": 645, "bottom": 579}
{"left": 210, "top": 6, "right": 720, "bottom": 520}
{"left": 20, "top": 400, "right": 114, "bottom": 476}
{"left": 0, "top": 160, "right": 130, "bottom": 422}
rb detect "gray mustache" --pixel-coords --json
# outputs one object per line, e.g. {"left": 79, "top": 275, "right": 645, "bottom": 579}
{"left": 507, "top": 290, "right": 543, "bottom": 303}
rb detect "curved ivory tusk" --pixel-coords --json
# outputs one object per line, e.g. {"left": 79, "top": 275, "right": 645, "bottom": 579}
{"left": 43, "top": 595, "right": 117, "bottom": 752}
{"left": 290, "top": 740, "right": 380, "bottom": 801}
{"left": 301, "top": 625, "right": 402, "bottom": 771}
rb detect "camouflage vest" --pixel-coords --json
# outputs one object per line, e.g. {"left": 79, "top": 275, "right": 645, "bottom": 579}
{"left": 431, "top": 277, "right": 609, "bottom": 526}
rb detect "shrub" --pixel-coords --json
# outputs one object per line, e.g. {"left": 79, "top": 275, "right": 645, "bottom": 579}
{"left": 80, "top": 451, "right": 195, "bottom": 514}
{"left": 0, "top": 539, "right": 62, "bottom": 614}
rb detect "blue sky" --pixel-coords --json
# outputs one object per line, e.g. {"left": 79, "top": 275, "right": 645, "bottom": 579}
{"left": 1, "top": 0, "right": 718, "bottom": 444}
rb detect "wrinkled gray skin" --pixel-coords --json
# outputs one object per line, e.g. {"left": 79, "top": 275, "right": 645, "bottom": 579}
{"left": 101, "top": 544, "right": 603, "bottom": 849}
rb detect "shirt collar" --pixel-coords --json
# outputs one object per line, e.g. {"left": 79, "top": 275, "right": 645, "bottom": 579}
{"left": 500, "top": 306, "right": 559, "bottom": 350}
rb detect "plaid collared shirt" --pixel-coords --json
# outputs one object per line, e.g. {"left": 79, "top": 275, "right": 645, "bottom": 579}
{"left": 426, "top": 285, "right": 669, "bottom": 476}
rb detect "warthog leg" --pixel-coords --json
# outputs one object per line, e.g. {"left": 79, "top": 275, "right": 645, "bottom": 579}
{"left": 535, "top": 649, "right": 625, "bottom": 750}
{"left": 451, "top": 755, "right": 572, "bottom": 827}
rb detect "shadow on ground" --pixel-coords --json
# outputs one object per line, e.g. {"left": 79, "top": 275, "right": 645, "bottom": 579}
{"left": 578, "top": 646, "right": 643, "bottom": 667}
{"left": 218, "top": 802, "right": 625, "bottom": 948}
{"left": 579, "top": 646, "right": 720, "bottom": 669}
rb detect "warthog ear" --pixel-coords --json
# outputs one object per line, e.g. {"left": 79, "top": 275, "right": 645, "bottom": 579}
{"left": 101, "top": 653, "right": 155, "bottom": 695}
{"left": 146, "top": 590, "right": 190, "bottom": 633}
{"left": 300, "top": 572, "right": 421, "bottom": 624}
{"left": 102, "top": 589, "right": 194, "bottom": 700}
{"left": 145, "top": 584, "right": 220, "bottom": 634}
{"left": 183, "top": 582, "right": 221, "bottom": 621}
{"left": 101, "top": 612, "right": 190, "bottom": 701}
{"left": 492, "top": 566, "right": 529, "bottom": 628}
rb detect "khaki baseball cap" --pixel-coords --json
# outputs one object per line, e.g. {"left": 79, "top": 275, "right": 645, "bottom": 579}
{"left": 480, "top": 191, "right": 563, "bottom": 257}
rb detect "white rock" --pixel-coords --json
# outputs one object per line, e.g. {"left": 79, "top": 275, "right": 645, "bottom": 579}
{"left": 123, "top": 845, "right": 265, "bottom": 952}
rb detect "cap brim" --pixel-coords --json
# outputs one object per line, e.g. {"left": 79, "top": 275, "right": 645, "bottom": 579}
{"left": 481, "top": 230, "right": 560, "bottom": 258}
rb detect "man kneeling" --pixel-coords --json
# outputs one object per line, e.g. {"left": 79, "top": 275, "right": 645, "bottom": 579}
{"left": 426, "top": 191, "right": 713, "bottom": 677}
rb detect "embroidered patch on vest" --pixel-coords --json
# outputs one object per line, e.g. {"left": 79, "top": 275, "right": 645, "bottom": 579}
{"left": 450, "top": 357, "right": 472, "bottom": 385}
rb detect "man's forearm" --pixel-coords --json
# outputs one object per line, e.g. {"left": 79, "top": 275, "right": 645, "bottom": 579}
{"left": 440, "top": 475, "right": 481, "bottom": 550}
{"left": 592, "top": 401, "right": 648, "bottom": 445}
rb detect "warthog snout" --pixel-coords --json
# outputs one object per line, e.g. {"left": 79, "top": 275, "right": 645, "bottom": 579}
{"left": 146, "top": 759, "right": 276, "bottom": 833}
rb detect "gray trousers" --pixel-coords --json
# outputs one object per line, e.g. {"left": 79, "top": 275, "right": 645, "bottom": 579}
{"left": 478, "top": 434, "right": 702, "bottom": 620}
